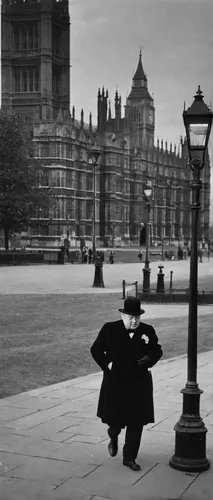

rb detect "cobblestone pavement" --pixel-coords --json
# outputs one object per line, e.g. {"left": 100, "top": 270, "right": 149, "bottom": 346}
{"left": 0, "top": 350, "right": 212, "bottom": 499}
{"left": 0, "top": 258, "right": 212, "bottom": 295}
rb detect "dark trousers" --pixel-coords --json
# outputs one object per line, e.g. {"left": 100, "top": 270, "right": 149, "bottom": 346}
{"left": 108, "top": 423, "right": 143, "bottom": 461}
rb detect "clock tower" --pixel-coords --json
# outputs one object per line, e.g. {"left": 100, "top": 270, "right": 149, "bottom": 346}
{"left": 125, "top": 50, "right": 155, "bottom": 149}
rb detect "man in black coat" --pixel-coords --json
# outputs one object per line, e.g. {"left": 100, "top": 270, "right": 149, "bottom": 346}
{"left": 90, "top": 296, "right": 163, "bottom": 471}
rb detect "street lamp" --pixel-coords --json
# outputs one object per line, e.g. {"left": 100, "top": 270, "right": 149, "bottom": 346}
{"left": 89, "top": 145, "right": 101, "bottom": 264}
{"left": 66, "top": 215, "right": 70, "bottom": 239}
{"left": 142, "top": 180, "right": 153, "bottom": 293}
{"left": 169, "top": 86, "right": 213, "bottom": 472}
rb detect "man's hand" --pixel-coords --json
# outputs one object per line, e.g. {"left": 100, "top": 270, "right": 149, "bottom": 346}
{"left": 137, "top": 355, "right": 150, "bottom": 369}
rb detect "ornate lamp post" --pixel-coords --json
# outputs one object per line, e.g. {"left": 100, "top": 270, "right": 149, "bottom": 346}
{"left": 142, "top": 180, "right": 153, "bottom": 293}
{"left": 161, "top": 225, "right": 165, "bottom": 261}
{"left": 169, "top": 86, "right": 213, "bottom": 472}
{"left": 89, "top": 145, "right": 101, "bottom": 264}
{"left": 89, "top": 145, "right": 104, "bottom": 288}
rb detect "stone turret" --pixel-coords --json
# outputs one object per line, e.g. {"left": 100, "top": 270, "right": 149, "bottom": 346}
{"left": 97, "top": 86, "right": 108, "bottom": 132}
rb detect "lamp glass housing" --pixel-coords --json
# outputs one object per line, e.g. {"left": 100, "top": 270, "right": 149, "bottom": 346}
{"left": 144, "top": 181, "right": 153, "bottom": 200}
{"left": 189, "top": 123, "right": 208, "bottom": 147}
{"left": 89, "top": 146, "right": 101, "bottom": 165}
{"left": 183, "top": 86, "right": 213, "bottom": 162}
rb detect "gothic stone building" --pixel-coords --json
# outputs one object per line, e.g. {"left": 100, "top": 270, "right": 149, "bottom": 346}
{"left": 1, "top": 0, "right": 211, "bottom": 248}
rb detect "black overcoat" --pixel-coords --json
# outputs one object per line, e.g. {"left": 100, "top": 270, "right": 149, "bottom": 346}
{"left": 90, "top": 319, "right": 162, "bottom": 429}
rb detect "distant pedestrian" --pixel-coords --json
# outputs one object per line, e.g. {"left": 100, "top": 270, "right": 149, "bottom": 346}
{"left": 199, "top": 249, "right": 203, "bottom": 263}
{"left": 88, "top": 248, "right": 93, "bottom": 264}
{"left": 100, "top": 250, "right": 104, "bottom": 262}
{"left": 90, "top": 296, "right": 163, "bottom": 471}
{"left": 84, "top": 247, "right": 88, "bottom": 264}
{"left": 109, "top": 250, "right": 114, "bottom": 264}
{"left": 138, "top": 250, "right": 143, "bottom": 261}
{"left": 82, "top": 246, "right": 88, "bottom": 263}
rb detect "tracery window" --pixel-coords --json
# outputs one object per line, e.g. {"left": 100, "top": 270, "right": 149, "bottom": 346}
{"left": 13, "top": 24, "right": 38, "bottom": 50}
{"left": 13, "top": 67, "right": 40, "bottom": 93}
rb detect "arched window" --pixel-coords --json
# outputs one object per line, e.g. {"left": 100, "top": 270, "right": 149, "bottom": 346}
{"left": 34, "top": 24, "right": 38, "bottom": 49}
{"left": 23, "top": 69, "right": 28, "bottom": 92}
{"left": 34, "top": 68, "right": 39, "bottom": 91}
{"left": 14, "top": 27, "right": 19, "bottom": 49}
{"left": 13, "top": 68, "right": 20, "bottom": 92}
{"left": 29, "top": 69, "right": 34, "bottom": 91}
{"left": 28, "top": 26, "right": 34, "bottom": 49}
{"left": 22, "top": 27, "right": 27, "bottom": 49}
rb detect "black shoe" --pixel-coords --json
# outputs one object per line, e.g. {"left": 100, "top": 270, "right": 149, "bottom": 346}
{"left": 108, "top": 437, "right": 118, "bottom": 457}
{"left": 123, "top": 459, "right": 141, "bottom": 471}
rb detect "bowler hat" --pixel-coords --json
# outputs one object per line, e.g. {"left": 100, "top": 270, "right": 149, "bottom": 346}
{"left": 118, "top": 297, "right": 145, "bottom": 316}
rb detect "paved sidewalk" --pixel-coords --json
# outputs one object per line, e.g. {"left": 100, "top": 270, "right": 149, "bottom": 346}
{"left": 0, "top": 351, "right": 212, "bottom": 499}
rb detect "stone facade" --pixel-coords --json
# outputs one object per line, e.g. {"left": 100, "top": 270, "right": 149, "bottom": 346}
{"left": 1, "top": 0, "right": 210, "bottom": 248}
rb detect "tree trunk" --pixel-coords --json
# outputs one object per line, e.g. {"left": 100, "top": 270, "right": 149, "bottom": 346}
{"left": 4, "top": 229, "right": 9, "bottom": 251}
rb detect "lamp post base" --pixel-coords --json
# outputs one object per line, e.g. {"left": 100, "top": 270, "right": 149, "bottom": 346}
{"left": 143, "top": 266, "right": 151, "bottom": 293}
{"left": 169, "top": 455, "right": 210, "bottom": 473}
{"left": 93, "top": 257, "right": 105, "bottom": 288}
{"left": 169, "top": 384, "right": 210, "bottom": 473}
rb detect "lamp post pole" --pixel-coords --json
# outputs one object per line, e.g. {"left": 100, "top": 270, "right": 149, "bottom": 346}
{"left": 66, "top": 216, "right": 69, "bottom": 239}
{"left": 145, "top": 202, "right": 150, "bottom": 266}
{"left": 89, "top": 146, "right": 100, "bottom": 264}
{"left": 161, "top": 226, "right": 164, "bottom": 261}
{"left": 142, "top": 181, "right": 153, "bottom": 293}
{"left": 169, "top": 86, "right": 213, "bottom": 472}
{"left": 92, "top": 163, "right": 96, "bottom": 264}
{"left": 89, "top": 145, "right": 104, "bottom": 287}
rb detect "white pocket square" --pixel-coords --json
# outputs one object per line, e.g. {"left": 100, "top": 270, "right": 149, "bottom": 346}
{"left": 142, "top": 334, "right": 149, "bottom": 344}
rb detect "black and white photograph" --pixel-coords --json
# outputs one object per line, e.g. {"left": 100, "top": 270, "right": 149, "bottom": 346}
{"left": 0, "top": 0, "right": 213, "bottom": 498}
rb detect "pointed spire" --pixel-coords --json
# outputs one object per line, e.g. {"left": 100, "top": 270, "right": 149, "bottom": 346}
{"left": 102, "top": 86, "right": 105, "bottom": 97}
{"left": 157, "top": 138, "right": 159, "bottom": 149}
{"left": 133, "top": 49, "right": 147, "bottom": 81}
{"left": 108, "top": 100, "right": 112, "bottom": 120}
{"left": 170, "top": 142, "right": 172, "bottom": 152}
{"left": 98, "top": 88, "right": 101, "bottom": 98}
{"left": 81, "top": 109, "right": 84, "bottom": 127}
{"left": 89, "top": 112, "right": 92, "bottom": 130}
{"left": 72, "top": 105, "right": 75, "bottom": 121}
{"left": 127, "top": 50, "right": 152, "bottom": 102}
{"left": 161, "top": 140, "right": 163, "bottom": 150}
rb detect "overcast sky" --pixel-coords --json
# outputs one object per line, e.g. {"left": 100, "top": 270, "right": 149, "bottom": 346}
{"left": 71, "top": 0, "right": 213, "bottom": 152}
{"left": 71, "top": 0, "right": 213, "bottom": 220}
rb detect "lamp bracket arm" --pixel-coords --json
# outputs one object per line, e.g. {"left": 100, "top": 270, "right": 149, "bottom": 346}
{"left": 188, "top": 158, "right": 204, "bottom": 179}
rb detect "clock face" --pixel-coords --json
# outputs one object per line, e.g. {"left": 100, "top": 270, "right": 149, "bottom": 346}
{"left": 149, "top": 109, "right": 154, "bottom": 124}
